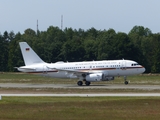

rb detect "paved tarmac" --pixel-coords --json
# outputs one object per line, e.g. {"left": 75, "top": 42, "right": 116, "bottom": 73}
{"left": 0, "top": 83, "right": 160, "bottom": 90}
{"left": 1, "top": 93, "right": 160, "bottom": 97}
{"left": 0, "top": 83, "right": 160, "bottom": 97}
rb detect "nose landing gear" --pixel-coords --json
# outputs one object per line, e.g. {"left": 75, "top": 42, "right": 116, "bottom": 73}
{"left": 124, "top": 76, "right": 129, "bottom": 85}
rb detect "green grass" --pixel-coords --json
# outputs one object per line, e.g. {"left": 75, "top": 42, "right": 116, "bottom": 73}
{"left": 0, "top": 72, "right": 74, "bottom": 84}
{"left": 0, "top": 72, "right": 160, "bottom": 85}
{"left": 0, "top": 97, "right": 160, "bottom": 120}
{"left": 0, "top": 72, "right": 160, "bottom": 93}
{"left": 0, "top": 73, "right": 160, "bottom": 119}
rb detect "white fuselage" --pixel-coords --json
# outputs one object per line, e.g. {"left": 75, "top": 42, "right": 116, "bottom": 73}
{"left": 18, "top": 60, "right": 145, "bottom": 79}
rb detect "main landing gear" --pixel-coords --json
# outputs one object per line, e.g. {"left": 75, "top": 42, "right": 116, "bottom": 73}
{"left": 77, "top": 81, "right": 83, "bottom": 86}
{"left": 77, "top": 80, "right": 91, "bottom": 86}
{"left": 124, "top": 76, "right": 129, "bottom": 85}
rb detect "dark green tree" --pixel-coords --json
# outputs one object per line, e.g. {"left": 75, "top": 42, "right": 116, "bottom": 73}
{"left": 0, "top": 31, "right": 9, "bottom": 71}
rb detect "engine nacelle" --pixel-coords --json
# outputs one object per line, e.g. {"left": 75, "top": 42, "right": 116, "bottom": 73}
{"left": 85, "top": 73, "right": 114, "bottom": 82}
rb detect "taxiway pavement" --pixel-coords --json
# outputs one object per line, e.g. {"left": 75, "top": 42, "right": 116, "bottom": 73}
{"left": 0, "top": 83, "right": 160, "bottom": 90}
{"left": 1, "top": 93, "right": 160, "bottom": 97}
{"left": 1, "top": 83, "right": 160, "bottom": 97}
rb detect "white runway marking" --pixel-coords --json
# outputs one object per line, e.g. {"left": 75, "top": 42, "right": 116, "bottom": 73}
{"left": 1, "top": 93, "right": 160, "bottom": 97}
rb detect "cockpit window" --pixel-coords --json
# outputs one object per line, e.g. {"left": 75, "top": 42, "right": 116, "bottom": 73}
{"left": 131, "top": 63, "right": 139, "bottom": 66}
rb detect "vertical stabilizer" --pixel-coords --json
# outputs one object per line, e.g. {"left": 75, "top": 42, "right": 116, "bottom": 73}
{"left": 19, "top": 42, "right": 45, "bottom": 66}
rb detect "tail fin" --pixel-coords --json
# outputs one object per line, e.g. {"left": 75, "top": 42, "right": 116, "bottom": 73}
{"left": 19, "top": 42, "right": 45, "bottom": 66}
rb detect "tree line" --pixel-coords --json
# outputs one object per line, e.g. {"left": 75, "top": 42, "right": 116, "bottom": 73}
{"left": 0, "top": 25, "right": 159, "bottom": 73}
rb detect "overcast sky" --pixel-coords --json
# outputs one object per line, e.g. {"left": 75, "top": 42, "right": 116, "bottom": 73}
{"left": 0, "top": 0, "right": 160, "bottom": 34}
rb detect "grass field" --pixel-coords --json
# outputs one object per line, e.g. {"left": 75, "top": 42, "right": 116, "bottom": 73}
{"left": 0, "top": 73, "right": 160, "bottom": 119}
{"left": 0, "top": 72, "right": 160, "bottom": 85}
{"left": 0, "top": 96, "right": 160, "bottom": 120}
{"left": 0, "top": 72, "right": 160, "bottom": 93}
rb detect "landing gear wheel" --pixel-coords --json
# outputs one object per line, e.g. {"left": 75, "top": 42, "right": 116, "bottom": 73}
{"left": 124, "top": 81, "right": 128, "bottom": 85}
{"left": 85, "top": 81, "right": 91, "bottom": 86}
{"left": 77, "top": 81, "right": 83, "bottom": 86}
{"left": 124, "top": 76, "right": 129, "bottom": 85}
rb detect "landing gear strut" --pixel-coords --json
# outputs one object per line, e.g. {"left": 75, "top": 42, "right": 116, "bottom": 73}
{"left": 124, "top": 76, "right": 129, "bottom": 85}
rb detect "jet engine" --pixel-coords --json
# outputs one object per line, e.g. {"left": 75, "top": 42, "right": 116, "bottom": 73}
{"left": 85, "top": 73, "right": 114, "bottom": 82}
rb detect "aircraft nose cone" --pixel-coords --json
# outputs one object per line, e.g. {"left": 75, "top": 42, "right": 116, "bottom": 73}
{"left": 141, "top": 66, "right": 145, "bottom": 73}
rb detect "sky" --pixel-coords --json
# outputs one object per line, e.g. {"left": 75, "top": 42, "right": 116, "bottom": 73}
{"left": 0, "top": 0, "right": 160, "bottom": 34}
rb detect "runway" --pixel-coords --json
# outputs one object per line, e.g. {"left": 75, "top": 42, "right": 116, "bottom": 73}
{"left": 0, "top": 83, "right": 160, "bottom": 97}
{"left": 1, "top": 93, "right": 160, "bottom": 97}
{"left": 0, "top": 83, "right": 160, "bottom": 90}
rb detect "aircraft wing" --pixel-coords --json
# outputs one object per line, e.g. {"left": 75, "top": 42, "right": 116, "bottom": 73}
{"left": 47, "top": 66, "right": 93, "bottom": 77}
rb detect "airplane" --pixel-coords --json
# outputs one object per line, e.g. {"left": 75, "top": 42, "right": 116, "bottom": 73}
{"left": 17, "top": 42, "right": 145, "bottom": 86}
